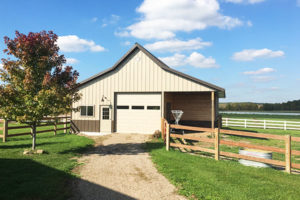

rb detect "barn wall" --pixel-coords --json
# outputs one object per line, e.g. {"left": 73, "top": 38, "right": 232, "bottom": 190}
{"left": 72, "top": 49, "right": 214, "bottom": 121}
{"left": 163, "top": 92, "right": 216, "bottom": 122}
{"left": 71, "top": 120, "right": 100, "bottom": 132}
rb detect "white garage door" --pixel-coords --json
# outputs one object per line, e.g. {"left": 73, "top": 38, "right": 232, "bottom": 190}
{"left": 116, "top": 93, "right": 161, "bottom": 134}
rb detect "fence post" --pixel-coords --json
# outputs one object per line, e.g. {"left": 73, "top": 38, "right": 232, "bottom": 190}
{"left": 214, "top": 128, "right": 220, "bottom": 160}
{"left": 264, "top": 120, "right": 266, "bottom": 129}
{"left": 244, "top": 119, "right": 247, "bottom": 128}
{"left": 64, "top": 115, "right": 67, "bottom": 134}
{"left": 285, "top": 135, "right": 291, "bottom": 174}
{"left": 161, "top": 118, "right": 165, "bottom": 140}
{"left": 166, "top": 123, "right": 170, "bottom": 151}
{"left": 215, "top": 117, "right": 221, "bottom": 160}
{"left": 3, "top": 119, "right": 8, "bottom": 142}
{"left": 54, "top": 118, "right": 57, "bottom": 136}
{"left": 284, "top": 121, "right": 287, "bottom": 131}
{"left": 226, "top": 118, "right": 228, "bottom": 126}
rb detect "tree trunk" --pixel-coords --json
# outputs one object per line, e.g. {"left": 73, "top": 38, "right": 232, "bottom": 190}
{"left": 32, "top": 123, "right": 37, "bottom": 150}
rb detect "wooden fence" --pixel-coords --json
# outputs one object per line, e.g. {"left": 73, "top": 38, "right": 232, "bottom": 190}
{"left": 162, "top": 117, "right": 300, "bottom": 173}
{"left": 222, "top": 117, "right": 300, "bottom": 131}
{"left": 0, "top": 116, "right": 71, "bottom": 142}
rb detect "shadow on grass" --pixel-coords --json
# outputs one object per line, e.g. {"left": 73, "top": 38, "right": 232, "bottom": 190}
{"left": 60, "top": 140, "right": 165, "bottom": 157}
{"left": 7, "top": 132, "right": 68, "bottom": 142}
{"left": 0, "top": 141, "right": 68, "bottom": 149}
{"left": 0, "top": 159, "right": 136, "bottom": 200}
{"left": 144, "top": 140, "right": 165, "bottom": 152}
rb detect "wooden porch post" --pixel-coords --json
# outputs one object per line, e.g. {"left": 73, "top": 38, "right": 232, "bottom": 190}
{"left": 211, "top": 91, "right": 215, "bottom": 130}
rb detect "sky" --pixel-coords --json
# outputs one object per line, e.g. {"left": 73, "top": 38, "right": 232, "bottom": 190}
{"left": 0, "top": 0, "right": 299, "bottom": 103}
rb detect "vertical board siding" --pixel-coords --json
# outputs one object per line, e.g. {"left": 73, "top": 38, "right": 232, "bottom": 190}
{"left": 72, "top": 49, "right": 214, "bottom": 120}
{"left": 164, "top": 92, "right": 212, "bottom": 121}
{"left": 72, "top": 120, "right": 100, "bottom": 132}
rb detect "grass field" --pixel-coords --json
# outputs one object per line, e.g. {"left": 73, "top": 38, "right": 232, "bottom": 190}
{"left": 0, "top": 123, "right": 94, "bottom": 200}
{"left": 221, "top": 113, "right": 300, "bottom": 121}
{"left": 218, "top": 127, "right": 300, "bottom": 165}
{"left": 146, "top": 139, "right": 300, "bottom": 200}
{"left": 217, "top": 113, "right": 300, "bottom": 164}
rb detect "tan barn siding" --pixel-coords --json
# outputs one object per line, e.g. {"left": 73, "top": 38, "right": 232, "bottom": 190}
{"left": 71, "top": 120, "right": 100, "bottom": 132}
{"left": 164, "top": 92, "right": 213, "bottom": 122}
{"left": 72, "top": 49, "right": 214, "bottom": 120}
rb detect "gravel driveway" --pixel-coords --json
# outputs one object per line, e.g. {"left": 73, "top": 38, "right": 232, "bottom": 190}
{"left": 71, "top": 133, "right": 186, "bottom": 200}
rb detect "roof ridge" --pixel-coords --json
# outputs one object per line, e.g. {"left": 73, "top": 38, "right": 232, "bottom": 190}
{"left": 78, "top": 43, "right": 225, "bottom": 97}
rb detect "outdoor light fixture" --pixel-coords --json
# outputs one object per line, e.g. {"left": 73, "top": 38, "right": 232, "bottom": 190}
{"left": 101, "top": 95, "right": 110, "bottom": 102}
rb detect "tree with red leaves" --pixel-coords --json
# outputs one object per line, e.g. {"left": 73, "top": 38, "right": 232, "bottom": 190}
{"left": 0, "top": 31, "right": 80, "bottom": 150}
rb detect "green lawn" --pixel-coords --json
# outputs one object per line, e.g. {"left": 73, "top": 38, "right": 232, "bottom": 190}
{"left": 217, "top": 127, "right": 300, "bottom": 164}
{"left": 0, "top": 125, "right": 94, "bottom": 200}
{"left": 221, "top": 113, "right": 300, "bottom": 121}
{"left": 146, "top": 139, "right": 300, "bottom": 200}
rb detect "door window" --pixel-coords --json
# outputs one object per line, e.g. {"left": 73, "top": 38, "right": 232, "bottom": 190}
{"left": 102, "top": 107, "right": 110, "bottom": 120}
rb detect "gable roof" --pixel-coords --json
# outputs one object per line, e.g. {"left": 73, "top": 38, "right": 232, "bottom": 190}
{"left": 79, "top": 43, "right": 225, "bottom": 98}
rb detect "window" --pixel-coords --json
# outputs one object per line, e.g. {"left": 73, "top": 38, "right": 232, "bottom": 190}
{"left": 80, "top": 106, "right": 94, "bottom": 116}
{"left": 132, "top": 106, "right": 144, "bottom": 110}
{"left": 80, "top": 106, "right": 86, "bottom": 116}
{"left": 87, "top": 106, "right": 94, "bottom": 116}
{"left": 147, "top": 106, "right": 160, "bottom": 110}
{"left": 102, "top": 108, "right": 110, "bottom": 120}
{"left": 117, "top": 106, "right": 129, "bottom": 109}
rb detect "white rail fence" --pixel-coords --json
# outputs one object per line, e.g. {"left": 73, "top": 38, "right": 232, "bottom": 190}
{"left": 222, "top": 118, "right": 300, "bottom": 131}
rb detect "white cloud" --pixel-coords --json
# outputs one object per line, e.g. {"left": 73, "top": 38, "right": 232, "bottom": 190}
{"left": 160, "top": 53, "right": 187, "bottom": 67}
{"left": 160, "top": 52, "right": 219, "bottom": 68}
{"left": 247, "top": 20, "right": 253, "bottom": 27}
{"left": 122, "top": 41, "right": 131, "bottom": 46}
{"left": 270, "top": 87, "right": 280, "bottom": 90}
{"left": 251, "top": 75, "right": 275, "bottom": 82}
{"left": 114, "top": 31, "right": 130, "bottom": 37}
{"left": 102, "top": 14, "right": 120, "bottom": 27}
{"left": 232, "top": 48, "right": 284, "bottom": 61}
{"left": 57, "top": 35, "right": 105, "bottom": 52}
{"left": 297, "top": 0, "right": 300, "bottom": 7}
{"left": 243, "top": 67, "right": 275, "bottom": 75}
{"left": 145, "top": 38, "right": 212, "bottom": 53}
{"left": 66, "top": 58, "right": 79, "bottom": 65}
{"left": 225, "top": 0, "right": 266, "bottom": 4}
{"left": 116, "top": 0, "right": 243, "bottom": 40}
{"left": 91, "top": 17, "right": 98, "bottom": 22}
{"left": 186, "top": 52, "right": 219, "bottom": 68}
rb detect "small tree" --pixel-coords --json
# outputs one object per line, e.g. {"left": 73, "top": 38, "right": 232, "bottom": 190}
{"left": 0, "top": 31, "right": 80, "bottom": 150}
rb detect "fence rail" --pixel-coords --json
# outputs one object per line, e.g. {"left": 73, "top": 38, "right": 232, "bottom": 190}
{"left": 222, "top": 117, "right": 300, "bottom": 131}
{"left": 162, "top": 117, "right": 300, "bottom": 174}
{"left": 0, "top": 116, "right": 71, "bottom": 142}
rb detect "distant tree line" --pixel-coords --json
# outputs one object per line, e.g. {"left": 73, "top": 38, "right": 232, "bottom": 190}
{"left": 220, "top": 99, "right": 300, "bottom": 111}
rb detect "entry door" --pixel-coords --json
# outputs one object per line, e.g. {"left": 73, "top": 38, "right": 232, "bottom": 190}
{"left": 116, "top": 93, "right": 161, "bottom": 134}
{"left": 100, "top": 106, "right": 111, "bottom": 132}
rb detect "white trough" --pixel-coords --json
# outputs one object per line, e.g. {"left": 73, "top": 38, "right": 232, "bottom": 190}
{"left": 239, "top": 148, "right": 273, "bottom": 168}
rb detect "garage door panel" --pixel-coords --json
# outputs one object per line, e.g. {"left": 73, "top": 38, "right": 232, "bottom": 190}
{"left": 116, "top": 93, "right": 161, "bottom": 134}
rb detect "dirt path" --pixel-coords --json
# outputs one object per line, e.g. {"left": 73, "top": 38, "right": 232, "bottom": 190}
{"left": 71, "top": 133, "right": 186, "bottom": 200}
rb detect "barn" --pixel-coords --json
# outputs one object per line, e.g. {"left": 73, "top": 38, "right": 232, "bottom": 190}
{"left": 71, "top": 43, "right": 225, "bottom": 134}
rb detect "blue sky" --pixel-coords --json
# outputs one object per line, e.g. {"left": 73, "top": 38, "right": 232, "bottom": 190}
{"left": 0, "top": 0, "right": 299, "bottom": 103}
